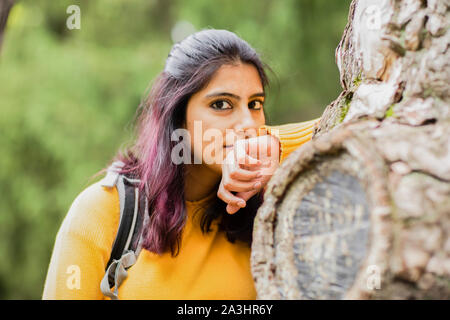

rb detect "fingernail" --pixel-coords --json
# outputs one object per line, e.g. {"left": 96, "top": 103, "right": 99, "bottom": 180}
{"left": 238, "top": 200, "right": 246, "bottom": 208}
{"left": 253, "top": 181, "right": 261, "bottom": 188}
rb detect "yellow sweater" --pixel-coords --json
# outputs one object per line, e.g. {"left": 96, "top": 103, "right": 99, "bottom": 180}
{"left": 42, "top": 118, "right": 320, "bottom": 300}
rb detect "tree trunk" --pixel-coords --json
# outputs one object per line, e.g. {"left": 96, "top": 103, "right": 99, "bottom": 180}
{"left": 0, "top": 0, "right": 14, "bottom": 53}
{"left": 251, "top": 0, "right": 449, "bottom": 299}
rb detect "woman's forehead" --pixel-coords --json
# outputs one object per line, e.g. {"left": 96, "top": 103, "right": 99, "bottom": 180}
{"left": 201, "top": 63, "right": 264, "bottom": 97}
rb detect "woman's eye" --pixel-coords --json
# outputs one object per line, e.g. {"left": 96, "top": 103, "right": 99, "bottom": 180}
{"left": 249, "top": 100, "right": 264, "bottom": 110}
{"left": 210, "top": 100, "right": 232, "bottom": 110}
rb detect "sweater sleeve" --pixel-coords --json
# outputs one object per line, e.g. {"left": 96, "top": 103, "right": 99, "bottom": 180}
{"left": 42, "top": 181, "right": 120, "bottom": 300}
{"left": 259, "top": 117, "right": 320, "bottom": 163}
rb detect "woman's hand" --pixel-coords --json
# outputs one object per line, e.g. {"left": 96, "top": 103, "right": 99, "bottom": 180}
{"left": 217, "top": 134, "right": 280, "bottom": 214}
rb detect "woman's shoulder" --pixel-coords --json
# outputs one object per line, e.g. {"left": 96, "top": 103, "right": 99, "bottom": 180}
{"left": 43, "top": 180, "right": 121, "bottom": 299}
{"left": 58, "top": 179, "right": 120, "bottom": 247}
{"left": 71, "top": 180, "right": 120, "bottom": 218}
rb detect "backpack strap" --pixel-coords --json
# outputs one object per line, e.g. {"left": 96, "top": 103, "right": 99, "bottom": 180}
{"left": 98, "top": 161, "right": 147, "bottom": 300}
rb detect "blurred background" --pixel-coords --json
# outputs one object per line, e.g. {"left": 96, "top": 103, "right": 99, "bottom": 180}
{"left": 0, "top": 0, "right": 351, "bottom": 299}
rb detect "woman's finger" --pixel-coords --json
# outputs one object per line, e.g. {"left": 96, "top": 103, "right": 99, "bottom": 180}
{"left": 235, "top": 153, "right": 261, "bottom": 167}
{"left": 217, "top": 183, "right": 246, "bottom": 208}
{"left": 226, "top": 203, "right": 240, "bottom": 215}
{"left": 223, "top": 178, "right": 261, "bottom": 193}
{"left": 226, "top": 190, "right": 258, "bottom": 214}
{"left": 234, "top": 139, "right": 261, "bottom": 166}
{"left": 229, "top": 167, "right": 261, "bottom": 181}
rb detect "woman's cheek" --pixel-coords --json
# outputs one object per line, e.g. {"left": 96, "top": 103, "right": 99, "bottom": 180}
{"left": 189, "top": 138, "right": 203, "bottom": 164}
{"left": 202, "top": 142, "right": 228, "bottom": 174}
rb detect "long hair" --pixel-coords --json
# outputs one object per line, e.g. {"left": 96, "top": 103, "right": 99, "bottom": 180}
{"left": 93, "top": 28, "right": 275, "bottom": 256}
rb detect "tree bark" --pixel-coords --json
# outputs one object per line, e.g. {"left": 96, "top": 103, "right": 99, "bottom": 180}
{"left": 251, "top": 0, "right": 449, "bottom": 299}
{"left": 0, "top": 0, "right": 14, "bottom": 53}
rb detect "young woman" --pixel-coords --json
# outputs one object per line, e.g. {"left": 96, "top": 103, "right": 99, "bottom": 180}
{"left": 42, "top": 28, "right": 320, "bottom": 300}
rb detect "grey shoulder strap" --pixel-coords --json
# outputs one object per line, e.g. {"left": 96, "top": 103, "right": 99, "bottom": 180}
{"left": 98, "top": 161, "right": 146, "bottom": 300}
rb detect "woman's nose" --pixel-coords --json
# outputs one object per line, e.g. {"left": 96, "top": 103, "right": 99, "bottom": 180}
{"left": 234, "top": 108, "right": 258, "bottom": 139}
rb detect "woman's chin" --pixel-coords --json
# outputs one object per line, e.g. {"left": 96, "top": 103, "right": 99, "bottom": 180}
{"left": 207, "top": 162, "right": 224, "bottom": 176}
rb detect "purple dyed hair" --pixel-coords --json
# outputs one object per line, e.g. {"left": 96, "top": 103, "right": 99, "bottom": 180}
{"left": 94, "top": 28, "right": 275, "bottom": 256}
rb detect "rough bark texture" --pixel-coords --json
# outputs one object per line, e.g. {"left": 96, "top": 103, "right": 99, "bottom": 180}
{"left": 251, "top": 0, "right": 449, "bottom": 299}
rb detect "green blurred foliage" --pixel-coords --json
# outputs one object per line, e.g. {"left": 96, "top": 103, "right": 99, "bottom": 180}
{"left": 0, "top": 0, "right": 351, "bottom": 299}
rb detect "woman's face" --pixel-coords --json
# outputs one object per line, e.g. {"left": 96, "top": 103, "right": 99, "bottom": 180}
{"left": 185, "top": 62, "right": 266, "bottom": 175}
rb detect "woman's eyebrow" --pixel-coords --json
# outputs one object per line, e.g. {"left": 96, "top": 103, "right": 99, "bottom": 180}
{"left": 205, "top": 91, "right": 265, "bottom": 100}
